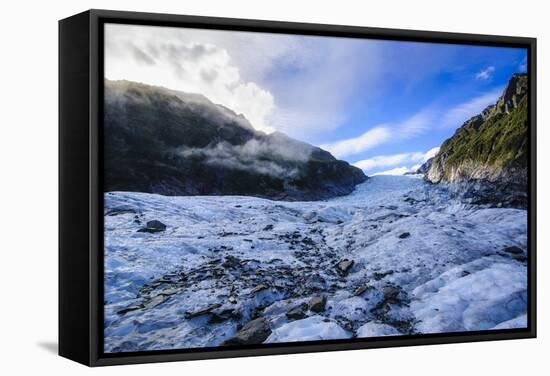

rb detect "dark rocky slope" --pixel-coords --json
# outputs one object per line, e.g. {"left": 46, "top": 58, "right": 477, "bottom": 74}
{"left": 425, "top": 74, "right": 528, "bottom": 208}
{"left": 104, "top": 80, "right": 366, "bottom": 200}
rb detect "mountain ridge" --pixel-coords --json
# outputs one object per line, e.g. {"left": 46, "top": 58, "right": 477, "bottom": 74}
{"left": 104, "top": 79, "right": 367, "bottom": 200}
{"left": 423, "top": 73, "right": 528, "bottom": 208}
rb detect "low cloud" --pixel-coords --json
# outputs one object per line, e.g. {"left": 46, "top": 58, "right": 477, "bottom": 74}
{"left": 476, "top": 66, "right": 496, "bottom": 80}
{"left": 353, "top": 147, "right": 439, "bottom": 173}
{"left": 423, "top": 146, "right": 440, "bottom": 160}
{"left": 322, "top": 109, "right": 435, "bottom": 159}
{"left": 371, "top": 166, "right": 412, "bottom": 176}
{"left": 354, "top": 152, "right": 424, "bottom": 171}
{"left": 179, "top": 137, "right": 312, "bottom": 179}
{"left": 320, "top": 127, "right": 392, "bottom": 159}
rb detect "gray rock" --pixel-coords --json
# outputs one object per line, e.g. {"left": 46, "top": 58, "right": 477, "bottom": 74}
{"left": 372, "top": 270, "right": 395, "bottom": 281}
{"left": 353, "top": 285, "right": 373, "bottom": 296}
{"left": 137, "top": 220, "right": 167, "bottom": 233}
{"left": 143, "top": 295, "right": 168, "bottom": 309}
{"left": 382, "top": 285, "right": 402, "bottom": 304}
{"left": 286, "top": 303, "right": 308, "bottom": 320}
{"left": 513, "top": 255, "right": 528, "bottom": 263}
{"left": 336, "top": 259, "right": 354, "bottom": 276}
{"left": 208, "top": 308, "right": 242, "bottom": 324}
{"left": 222, "top": 255, "right": 241, "bottom": 269}
{"left": 416, "top": 157, "right": 433, "bottom": 175}
{"left": 308, "top": 296, "right": 327, "bottom": 313}
{"left": 503, "top": 246, "right": 524, "bottom": 254}
{"left": 117, "top": 304, "right": 143, "bottom": 315}
{"left": 185, "top": 303, "right": 222, "bottom": 319}
{"left": 105, "top": 208, "right": 137, "bottom": 216}
{"left": 159, "top": 288, "right": 179, "bottom": 296}
{"left": 250, "top": 284, "right": 269, "bottom": 294}
{"left": 222, "top": 317, "right": 272, "bottom": 345}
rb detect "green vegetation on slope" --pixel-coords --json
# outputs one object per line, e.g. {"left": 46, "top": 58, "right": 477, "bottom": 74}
{"left": 441, "top": 95, "right": 527, "bottom": 170}
{"left": 429, "top": 73, "right": 528, "bottom": 183}
{"left": 426, "top": 73, "right": 528, "bottom": 208}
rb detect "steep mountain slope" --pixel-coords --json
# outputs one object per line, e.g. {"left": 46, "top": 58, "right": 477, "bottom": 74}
{"left": 104, "top": 80, "right": 366, "bottom": 200}
{"left": 426, "top": 74, "right": 528, "bottom": 207}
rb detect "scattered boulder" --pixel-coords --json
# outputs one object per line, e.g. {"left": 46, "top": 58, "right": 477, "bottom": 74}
{"left": 336, "top": 259, "right": 354, "bottom": 276}
{"left": 308, "top": 296, "right": 327, "bottom": 313}
{"left": 513, "top": 255, "right": 528, "bottom": 263}
{"left": 382, "top": 285, "right": 401, "bottom": 304}
{"left": 185, "top": 303, "right": 222, "bottom": 319}
{"left": 286, "top": 303, "right": 308, "bottom": 320}
{"left": 228, "top": 296, "right": 238, "bottom": 304}
{"left": 208, "top": 308, "right": 242, "bottom": 324}
{"left": 105, "top": 208, "right": 137, "bottom": 216}
{"left": 503, "top": 246, "right": 524, "bottom": 255}
{"left": 398, "top": 232, "right": 410, "bottom": 239}
{"left": 250, "top": 284, "right": 269, "bottom": 294}
{"left": 372, "top": 270, "right": 394, "bottom": 281}
{"left": 143, "top": 295, "right": 168, "bottom": 309}
{"left": 353, "top": 285, "right": 373, "bottom": 296}
{"left": 222, "top": 317, "right": 271, "bottom": 345}
{"left": 159, "top": 288, "right": 178, "bottom": 296}
{"left": 117, "top": 304, "right": 143, "bottom": 315}
{"left": 403, "top": 197, "right": 416, "bottom": 204}
{"left": 137, "top": 220, "right": 167, "bottom": 233}
{"left": 222, "top": 255, "right": 241, "bottom": 269}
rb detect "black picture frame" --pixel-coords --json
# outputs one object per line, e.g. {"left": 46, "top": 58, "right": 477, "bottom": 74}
{"left": 59, "top": 9, "right": 537, "bottom": 367}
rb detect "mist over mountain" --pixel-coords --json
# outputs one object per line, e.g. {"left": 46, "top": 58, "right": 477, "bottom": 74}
{"left": 104, "top": 80, "right": 367, "bottom": 200}
{"left": 423, "top": 73, "right": 528, "bottom": 208}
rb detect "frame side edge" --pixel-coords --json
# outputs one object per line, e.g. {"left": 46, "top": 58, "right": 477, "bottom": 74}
{"left": 528, "top": 38, "right": 537, "bottom": 338}
{"left": 59, "top": 10, "right": 92, "bottom": 366}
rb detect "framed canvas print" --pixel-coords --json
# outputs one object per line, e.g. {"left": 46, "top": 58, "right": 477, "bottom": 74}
{"left": 59, "top": 9, "right": 537, "bottom": 366}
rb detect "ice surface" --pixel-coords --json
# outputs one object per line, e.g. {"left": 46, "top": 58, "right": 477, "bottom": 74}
{"left": 266, "top": 315, "right": 351, "bottom": 343}
{"left": 103, "top": 175, "right": 528, "bottom": 352}
{"left": 356, "top": 322, "right": 401, "bottom": 337}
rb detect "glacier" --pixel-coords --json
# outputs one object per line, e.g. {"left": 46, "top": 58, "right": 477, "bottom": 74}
{"left": 103, "top": 175, "right": 528, "bottom": 352}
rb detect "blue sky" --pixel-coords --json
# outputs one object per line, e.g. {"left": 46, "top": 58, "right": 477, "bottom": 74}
{"left": 105, "top": 24, "right": 527, "bottom": 175}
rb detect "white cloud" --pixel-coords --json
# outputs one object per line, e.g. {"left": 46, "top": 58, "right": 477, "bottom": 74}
{"left": 353, "top": 147, "right": 438, "bottom": 173}
{"left": 371, "top": 166, "right": 412, "bottom": 176}
{"left": 423, "top": 146, "right": 440, "bottom": 160}
{"left": 475, "top": 66, "right": 496, "bottom": 80}
{"left": 321, "top": 85, "right": 502, "bottom": 160}
{"left": 320, "top": 127, "right": 392, "bottom": 159}
{"left": 266, "top": 38, "right": 383, "bottom": 139}
{"left": 104, "top": 23, "right": 383, "bottom": 138}
{"left": 322, "top": 108, "right": 436, "bottom": 159}
{"left": 518, "top": 57, "right": 527, "bottom": 73}
{"left": 105, "top": 24, "right": 280, "bottom": 133}
{"left": 440, "top": 88, "right": 503, "bottom": 129}
{"left": 354, "top": 152, "right": 423, "bottom": 171}
{"left": 397, "top": 109, "right": 436, "bottom": 138}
